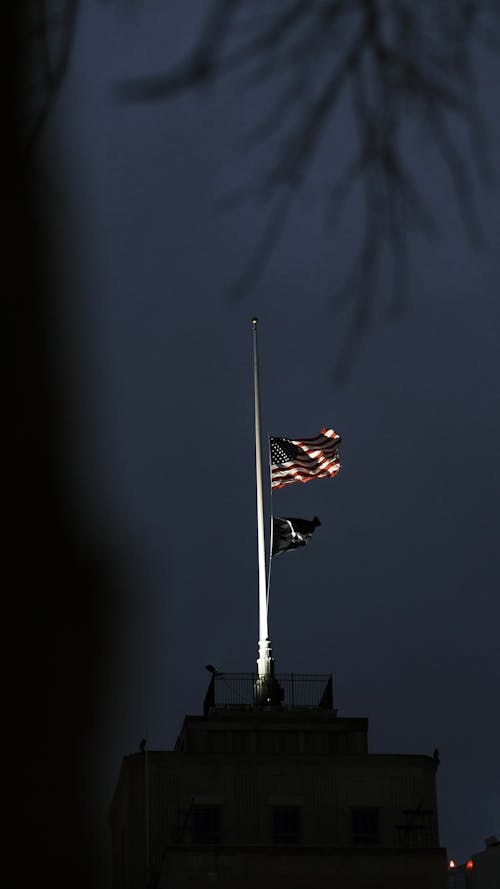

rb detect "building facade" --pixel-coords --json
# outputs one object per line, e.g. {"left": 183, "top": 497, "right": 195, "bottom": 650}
{"left": 109, "top": 672, "right": 448, "bottom": 888}
{"left": 448, "top": 836, "right": 500, "bottom": 889}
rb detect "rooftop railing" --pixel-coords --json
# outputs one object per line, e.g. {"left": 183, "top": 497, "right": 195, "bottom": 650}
{"left": 203, "top": 672, "right": 333, "bottom": 715}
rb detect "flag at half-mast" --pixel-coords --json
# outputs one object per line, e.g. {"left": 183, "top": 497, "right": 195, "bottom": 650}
{"left": 272, "top": 516, "right": 321, "bottom": 556}
{"left": 270, "top": 427, "right": 341, "bottom": 490}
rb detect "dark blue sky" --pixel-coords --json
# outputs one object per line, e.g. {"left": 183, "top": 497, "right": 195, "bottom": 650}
{"left": 40, "top": 1, "right": 499, "bottom": 880}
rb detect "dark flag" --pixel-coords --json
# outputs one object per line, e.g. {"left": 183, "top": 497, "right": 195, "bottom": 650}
{"left": 272, "top": 516, "right": 321, "bottom": 556}
{"left": 270, "top": 427, "right": 341, "bottom": 490}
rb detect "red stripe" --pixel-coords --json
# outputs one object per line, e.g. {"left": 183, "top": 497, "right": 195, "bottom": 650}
{"left": 271, "top": 460, "right": 341, "bottom": 489}
{"left": 270, "top": 428, "right": 341, "bottom": 490}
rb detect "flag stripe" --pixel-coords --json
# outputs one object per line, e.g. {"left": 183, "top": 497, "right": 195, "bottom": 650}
{"left": 270, "top": 427, "right": 341, "bottom": 490}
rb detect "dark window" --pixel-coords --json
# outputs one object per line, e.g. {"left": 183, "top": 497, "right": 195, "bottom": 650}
{"left": 273, "top": 806, "right": 301, "bottom": 844}
{"left": 351, "top": 808, "right": 379, "bottom": 845}
{"left": 396, "top": 809, "right": 437, "bottom": 848}
{"left": 191, "top": 806, "right": 221, "bottom": 844}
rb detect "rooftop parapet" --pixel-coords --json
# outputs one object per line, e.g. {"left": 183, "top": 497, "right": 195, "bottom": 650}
{"left": 203, "top": 672, "right": 334, "bottom": 715}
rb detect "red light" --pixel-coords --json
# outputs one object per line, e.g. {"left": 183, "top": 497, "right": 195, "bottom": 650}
{"left": 466, "top": 859, "right": 474, "bottom": 870}
{"left": 449, "top": 859, "right": 456, "bottom": 869}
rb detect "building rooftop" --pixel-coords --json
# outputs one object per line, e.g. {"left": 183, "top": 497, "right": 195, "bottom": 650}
{"left": 203, "top": 671, "right": 334, "bottom": 714}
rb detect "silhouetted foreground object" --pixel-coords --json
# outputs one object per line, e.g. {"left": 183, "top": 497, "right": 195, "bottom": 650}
{"left": 8, "top": 7, "right": 118, "bottom": 888}
{"left": 109, "top": 671, "right": 448, "bottom": 889}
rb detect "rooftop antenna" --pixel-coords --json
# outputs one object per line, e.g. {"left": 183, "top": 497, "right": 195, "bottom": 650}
{"left": 252, "top": 319, "right": 281, "bottom": 704}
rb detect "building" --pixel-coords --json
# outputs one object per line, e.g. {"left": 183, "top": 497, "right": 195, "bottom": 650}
{"left": 448, "top": 835, "right": 500, "bottom": 889}
{"left": 109, "top": 670, "right": 448, "bottom": 888}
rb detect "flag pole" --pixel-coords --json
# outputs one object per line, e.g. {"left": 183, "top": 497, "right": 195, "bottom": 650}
{"left": 251, "top": 318, "right": 273, "bottom": 682}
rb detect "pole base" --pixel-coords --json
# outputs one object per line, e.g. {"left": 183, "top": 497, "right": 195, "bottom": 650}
{"left": 255, "top": 642, "right": 284, "bottom": 706}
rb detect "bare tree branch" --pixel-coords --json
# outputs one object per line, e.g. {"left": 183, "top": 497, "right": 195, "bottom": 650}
{"left": 21, "top": 0, "right": 79, "bottom": 156}
{"left": 25, "top": 1, "right": 499, "bottom": 377}
{"left": 117, "top": 1, "right": 499, "bottom": 377}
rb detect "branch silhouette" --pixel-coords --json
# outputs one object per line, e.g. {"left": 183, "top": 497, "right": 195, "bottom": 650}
{"left": 119, "top": 0, "right": 499, "bottom": 376}
{"left": 20, "top": 0, "right": 79, "bottom": 156}
{"left": 24, "top": 2, "right": 499, "bottom": 376}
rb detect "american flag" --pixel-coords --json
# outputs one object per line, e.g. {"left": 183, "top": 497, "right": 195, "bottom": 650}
{"left": 270, "top": 427, "right": 341, "bottom": 490}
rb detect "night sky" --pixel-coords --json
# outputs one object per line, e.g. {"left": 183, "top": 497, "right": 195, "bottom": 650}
{"left": 37, "top": 2, "right": 499, "bottom": 884}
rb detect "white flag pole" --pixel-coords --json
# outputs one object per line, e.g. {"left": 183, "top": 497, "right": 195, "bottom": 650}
{"left": 144, "top": 734, "right": 150, "bottom": 875}
{"left": 252, "top": 318, "right": 272, "bottom": 679}
{"left": 267, "top": 515, "right": 273, "bottom": 612}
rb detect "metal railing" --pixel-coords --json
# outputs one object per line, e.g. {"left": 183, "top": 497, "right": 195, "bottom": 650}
{"left": 203, "top": 672, "right": 333, "bottom": 714}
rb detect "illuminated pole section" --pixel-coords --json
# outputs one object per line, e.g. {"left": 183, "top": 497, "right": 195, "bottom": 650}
{"left": 251, "top": 318, "right": 273, "bottom": 682}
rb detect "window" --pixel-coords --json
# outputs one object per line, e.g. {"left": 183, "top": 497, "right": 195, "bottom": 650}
{"left": 396, "top": 809, "right": 437, "bottom": 848}
{"left": 191, "top": 806, "right": 221, "bottom": 844}
{"left": 351, "top": 808, "right": 379, "bottom": 845}
{"left": 273, "top": 806, "right": 301, "bottom": 844}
